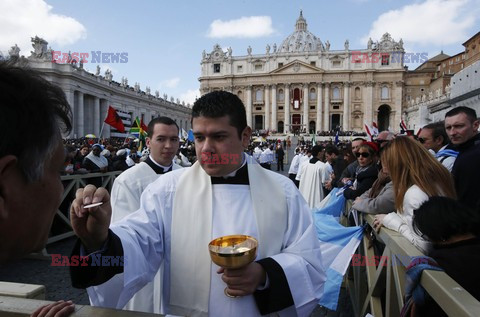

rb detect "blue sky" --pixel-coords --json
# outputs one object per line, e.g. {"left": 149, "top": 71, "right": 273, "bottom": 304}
{"left": 1, "top": 0, "right": 479, "bottom": 105}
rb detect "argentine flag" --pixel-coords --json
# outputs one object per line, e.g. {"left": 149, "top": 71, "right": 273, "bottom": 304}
{"left": 313, "top": 188, "right": 364, "bottom": 310}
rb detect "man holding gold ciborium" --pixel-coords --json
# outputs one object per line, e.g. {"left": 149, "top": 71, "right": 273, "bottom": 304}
{"left": 70, "top": 91, "right": 326, "bottom": 316}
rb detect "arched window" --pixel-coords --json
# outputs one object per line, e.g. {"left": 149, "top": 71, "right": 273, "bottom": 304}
{"left": 309, "top": 88, "right": 316, "bottom": 100}
{"left": 381, "top": 86, "right": 389, "bottom": 100}
{"left": 278, "top": 89, "right": 284, "bottom": 101}
{"left": 255, "top": 89, "right": 263, "bottom": 102}
{"left": 333, "top": 87, "right": 340, "bottom": 99}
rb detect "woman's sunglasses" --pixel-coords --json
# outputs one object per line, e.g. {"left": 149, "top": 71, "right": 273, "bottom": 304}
{"left": 355, "top": 152, "right": 371, "bottom": 158}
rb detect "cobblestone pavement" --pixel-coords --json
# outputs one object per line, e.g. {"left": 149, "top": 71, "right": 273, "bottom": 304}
{"left": 0, "top": 237, "right": 90, "bottom": 304}
{"left": 0, "top": 137, "right": 352, "bottom": 315}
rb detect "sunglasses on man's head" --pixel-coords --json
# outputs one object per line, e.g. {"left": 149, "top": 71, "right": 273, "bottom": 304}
{"left": 355, "top": 152, "right": 370, "bottom": 158}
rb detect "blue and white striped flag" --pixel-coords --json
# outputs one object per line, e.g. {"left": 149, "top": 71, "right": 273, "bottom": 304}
{"left": 313, "top": 187, "right": 346, "bottom": 220}
{"left": 313, "top": 212, "right": 364, "bottom": 310}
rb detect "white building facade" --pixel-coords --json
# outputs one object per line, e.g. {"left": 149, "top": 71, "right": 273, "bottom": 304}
{"left": 199, "top": 12, "right": 406, "bottom": 134}
{"left": 6, "top": 37, "right": 191, "bottom": 139}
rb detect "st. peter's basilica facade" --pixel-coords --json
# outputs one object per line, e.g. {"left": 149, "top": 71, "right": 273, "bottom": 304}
{"left": 199, "top": 11, "right": 405, "bottom": 134}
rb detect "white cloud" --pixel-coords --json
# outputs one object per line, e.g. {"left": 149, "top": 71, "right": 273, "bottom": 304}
{"left": 162, "top": 77, "right": 180, "bottom": 89}
{"left": 363, "top": 0, "right": 478, "bottom": 46}
{"left": 0, "top": 0, "right": 86, "bottom": 56}
{"left": 207, "top": 16, "right": 274, "bottom": 38}
{"left": 179, "top": 89, "right": 200, "bottom": 105}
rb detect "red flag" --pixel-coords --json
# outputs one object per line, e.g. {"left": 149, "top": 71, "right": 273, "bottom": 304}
{"left": 140, "top": 118, "right": 148, "bottom": 132}
{"left": 104, "top": 106, "right": 125, "bottom": 133}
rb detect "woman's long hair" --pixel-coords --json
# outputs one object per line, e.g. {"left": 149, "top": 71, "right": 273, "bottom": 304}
{"left": 381, "top": 136, "right": 456, "bottom": 212}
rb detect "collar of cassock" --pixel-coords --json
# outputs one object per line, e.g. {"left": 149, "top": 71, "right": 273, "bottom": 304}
{"left": 145, "top": 155, "right": 172, "bottom": 174}
{"left": 210, "top": 158, "right": 249, "bottom": 185}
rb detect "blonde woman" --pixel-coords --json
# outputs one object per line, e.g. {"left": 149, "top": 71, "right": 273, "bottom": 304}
{"left": 372, "top": 137, "right": 456, "bottom": 253}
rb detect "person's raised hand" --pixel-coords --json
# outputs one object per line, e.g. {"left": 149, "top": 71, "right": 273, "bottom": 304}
{"left": 70, "top": 184, "right": 111, "bottom": 251}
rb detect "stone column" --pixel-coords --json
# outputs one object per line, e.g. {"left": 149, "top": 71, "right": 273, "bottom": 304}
{"left": 246, "top": 86, "right": 252, "bottom": 128}
{"left": 264, "top": 85, "right": 270, "bottom": 130}
{"left": 303, "top": 83, "right": 309, "bottom": 133}
{"left": 284, "top": 83, "right": 290, "bottom": 133}
{"left": 77, "top": 91, "right": 84, "bottom": 137}
{"left": 323, "top": 83, "right": 330, "bottom": 131}
{"left": 343, "top": 82, "right": 351, "bottom": 130}
{"left": 365, "top": 82, "right": 374, "bottom": 124}
{"left": 65, "top": 89, "right": 75, "bottom": 138}
{"left": 271, "top": 84, "right": 277, "bottom": 131}
{"left": 94, "top": 97, "right": 101, "bottom": 136}
{"left": 316, "top": 83, "right": 323, "bottom": 133}
{"left": 394, "top": 81, "right": 404, "bottom": 131}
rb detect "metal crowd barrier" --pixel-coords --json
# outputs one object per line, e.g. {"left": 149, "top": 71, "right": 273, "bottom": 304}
{"left": 49, "top": 171, "right": 122, "bottom": 246}
{"left": 346, "top": 211, "right": 480, "bottom": 317}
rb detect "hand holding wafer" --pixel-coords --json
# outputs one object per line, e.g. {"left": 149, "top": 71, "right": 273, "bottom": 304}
{"left": 70, "top": 184, "right": 111, "bottom": 252}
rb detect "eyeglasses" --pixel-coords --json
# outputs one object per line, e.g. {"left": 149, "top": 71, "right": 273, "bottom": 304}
{"left": 418, "top": 138, "right": 427, "bottom": 144}
{"left": 355, "top": 152, "right": 371, "bottom": 158}
{"left": 376, "top": 139, "right": 388, "bottom": 143}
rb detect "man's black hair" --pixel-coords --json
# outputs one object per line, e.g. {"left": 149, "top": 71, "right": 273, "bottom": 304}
{"left": 413, "top": 196, "right": 480, "bottom": 242}
{"left": 147, "top": 116, "right": 179, "bottom": 137}
{"left": 325, "top": 145, "right": 339, "bottom": 156}
{"left": 445, "top": 106, "right": 478, "bottom": 123}
{"left": 0, "top": 62, "right": 72, "bottom": 181}
{"left": 191, "top": 91, "right": 247, "bottom": 138}
{"left": 423, "top": 121, "right": 448, "bottom": 146}
{"left": 311, "top": 145, "right": 324, "bottom": 157}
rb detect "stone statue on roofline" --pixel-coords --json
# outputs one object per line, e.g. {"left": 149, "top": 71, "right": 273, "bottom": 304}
{"left": 367, "top": 38, "right": 373, "bottom": 50}
{"left": 30, "top": 36, "right": 48, "bottom": 59}
{"left": 9, "top": 44, "right": 20, "bottom": 58}
{"left": 247, "top": 46, "right": 252, "bottom": 55}
{"left": 96, "top": 65, "right": 101, "bottom": 76}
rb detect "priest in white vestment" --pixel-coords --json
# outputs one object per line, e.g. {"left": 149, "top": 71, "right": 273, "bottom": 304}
{"left": 110, "top": 117, "right": 182, "bottom": 313}
{"left": 298, "top": 145, "right": 328, "bottom": 209}
{"left": 70, "top": 91, "right": 326, "bottom": 317}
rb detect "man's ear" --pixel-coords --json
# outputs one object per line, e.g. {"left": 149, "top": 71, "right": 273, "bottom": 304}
{"left": 0, "top": 155, "right": 19, "bottom": 220}
{"left": 241, "top": 126, "right": 252, "bottom": 148}
{"left": 473, "top": 119, "right": 480, "bottom": 132}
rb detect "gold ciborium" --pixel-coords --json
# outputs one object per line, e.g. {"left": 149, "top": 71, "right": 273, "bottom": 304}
{"left": 208, "top": 235, "right": 258, "bottom": 297}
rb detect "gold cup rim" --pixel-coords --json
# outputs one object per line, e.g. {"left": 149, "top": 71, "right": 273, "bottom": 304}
{"left": 208, "top": 235, "right": 258, "bottom": 256}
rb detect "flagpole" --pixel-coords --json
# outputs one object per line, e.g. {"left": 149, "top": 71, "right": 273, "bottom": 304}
{"left": 99, "top": 122, "right": 105, "bottom": 138}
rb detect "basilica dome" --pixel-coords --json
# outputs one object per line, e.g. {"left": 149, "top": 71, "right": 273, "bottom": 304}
{"left": 278, "top": 11, "right": 324, "bottom": 53}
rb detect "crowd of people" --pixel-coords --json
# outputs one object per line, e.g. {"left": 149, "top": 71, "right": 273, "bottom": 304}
{"left": 2, "top": 61, "right": 480, "bottom": 316}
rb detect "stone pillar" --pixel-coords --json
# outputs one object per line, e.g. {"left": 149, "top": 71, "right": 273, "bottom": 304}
{"left": 343, "top": 82, "right": 351, "bottom": 130}
{"left": 303, "top": 83, "right": 309, "bottom": 133}
{"left": 77, "top": 91, "right": 84, "bottom": 137}
{"left": 316, "top": 83, "right": 323, "bottom": 133}
{"left": 394, "top": 81, "right": 404, "bottom": 132}
{"left": 264, "top": 85, "right": 270, "bottom": 131}
{"left": 323, "top": 83, "right": 330, "bottom": 131}
{"left": 271, "top": 84, "right": 277, "bottom": 131}
{"left": 246, "top": 86, "right": 252, "bottom": 128}
{"left": 284, "top": 83, "right": 290, "bottom": 133}
{"left": 365, "top": 82, "right": 374, "bottom": 124}
{"left": 94, "top": 97, "right": 101, "bottom": 136}
{"left": 65, "top": 89, "right": 75, "bottom": 138}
